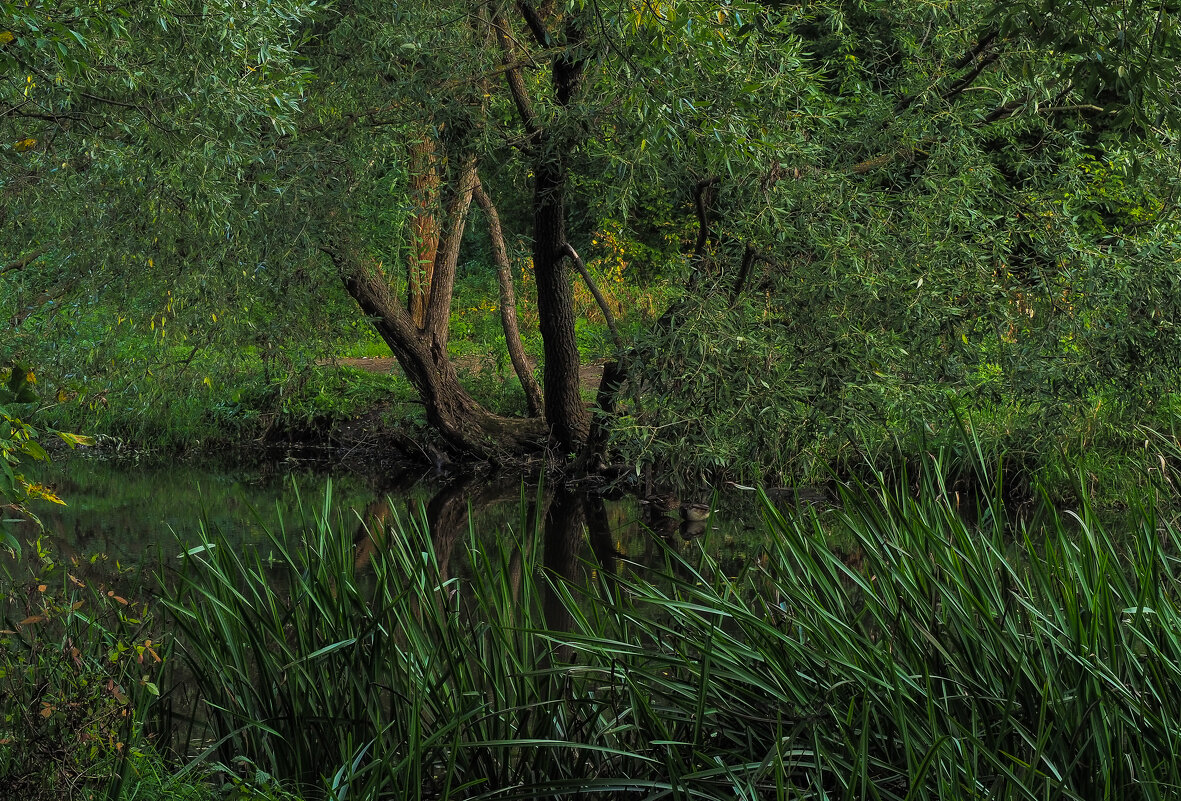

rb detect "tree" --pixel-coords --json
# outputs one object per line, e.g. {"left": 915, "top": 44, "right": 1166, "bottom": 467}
{"left": 2, "top": 0, "right": 1179, "bottom": 477}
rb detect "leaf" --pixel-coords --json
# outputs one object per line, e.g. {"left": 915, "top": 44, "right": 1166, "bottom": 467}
{"left": 25, "top": 483, "right": 64, "bottom": 505}
{"left": 12, "top": 138, "right": 36, "bottom": 152}
{"left": 23, "top": 440, "right": 49, "bottom": 462}
{"left": 56, "top": 431, "right": 95, "bottom": 448}
{"left": 19, "top": 615, "right": 44, "bottom": 625}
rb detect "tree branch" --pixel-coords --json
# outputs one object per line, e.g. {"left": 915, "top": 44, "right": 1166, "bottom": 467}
{"left": 488, "top": 10, "right": 542, "bottom": 139}
{"left": 472, "top": 175, "right": 544, "bottom": 417}
{"left": 0, "top": 248, "right": 47, "bottom": 276}
{"left": 516, "top": 1, "right": 552, "bottom": 48}
{"left": 563, "top": 243, "right": 622, "bottom": 350}
{"left": 424, "top": 155, "right": 479, "bottom": 344}
{"left": 941, "top": 49, "right": 1001, "bottom": 103}
{"left": 692, "top": 177, "right": 720, "bottom": 258}
{"left": 896, "top": 29, "right": 999, "bottom": 112}
{"left": 731, "top": 245, "right": 756, "bottom": 303}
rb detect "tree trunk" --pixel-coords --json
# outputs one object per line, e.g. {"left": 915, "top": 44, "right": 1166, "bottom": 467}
{"left": 493, "top": 5, "right": 591, "bottom": 456}
{"left": 472, "top": 176, "right": 545, "bottom": 418}
{"left": 425, "top": 156, "right": 478, "bottom": 346}
{"left": 407, "top": 136, "right": 440, "bottom": 329}
{"left": 533, "top": 163, "right": 589, "bottom": 451}
{"left": 326, "top": 239, "right": 545, "bottom": 458}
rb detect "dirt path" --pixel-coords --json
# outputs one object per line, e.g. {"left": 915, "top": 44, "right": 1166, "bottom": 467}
{"left": 324, "top": 356, "right": 607, "bottom": 391}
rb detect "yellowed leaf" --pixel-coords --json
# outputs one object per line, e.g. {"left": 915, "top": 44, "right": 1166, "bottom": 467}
{"left": 57, "top": 431, "right": 95, "bottom": 448}
{"left": 26, "top": 484, "right": 64, "bottom": 505}
{"left": 13, "top": 138, "right": 36, "bottom": 152}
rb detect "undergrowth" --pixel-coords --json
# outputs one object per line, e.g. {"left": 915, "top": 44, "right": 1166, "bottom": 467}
{"left": 161, "top": 453, "right": 1181, "bottom": 799}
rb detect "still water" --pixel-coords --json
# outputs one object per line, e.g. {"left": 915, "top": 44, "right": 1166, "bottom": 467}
{"left": 13, "top": 456, "right": 805, "bottom": 584}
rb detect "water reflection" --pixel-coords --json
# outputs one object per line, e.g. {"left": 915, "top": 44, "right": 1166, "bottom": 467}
{"left": 13, "top": 456, "right": 803, "bottom": 593}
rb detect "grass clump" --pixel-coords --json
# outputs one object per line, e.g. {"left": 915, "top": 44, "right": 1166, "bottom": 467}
{"left": 163, "top": 460, "right": 1181, "bottom": 799}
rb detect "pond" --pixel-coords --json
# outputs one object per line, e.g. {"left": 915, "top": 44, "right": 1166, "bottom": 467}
{"left": 10, "top": 455, "right": 829, "bottom": 589}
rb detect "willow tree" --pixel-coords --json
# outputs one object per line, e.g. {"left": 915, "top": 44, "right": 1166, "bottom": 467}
{"left": 3, "top": 0, "right": 1180, "bottom": 472}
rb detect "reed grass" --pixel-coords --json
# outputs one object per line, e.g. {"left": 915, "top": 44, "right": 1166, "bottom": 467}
{"left": 161, "top": 460, "right": 1181, "bottom": 800}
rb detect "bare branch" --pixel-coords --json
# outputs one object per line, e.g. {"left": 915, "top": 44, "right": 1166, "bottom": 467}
{"left": 563, "top": 243, "right": 622, "bottom": 350}
{"left": 472, "top": 175, "right": 544, "bottom": 417}
{"left": 424, "top": 156, "right": 479, "bottom": 344}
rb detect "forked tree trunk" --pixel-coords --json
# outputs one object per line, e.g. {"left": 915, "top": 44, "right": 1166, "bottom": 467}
{"left": 326, "top": 240, "right": 545, "bottom": 458}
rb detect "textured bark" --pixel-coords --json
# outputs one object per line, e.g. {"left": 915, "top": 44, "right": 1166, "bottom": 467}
{"left": 488, "top": 7, "right": 593, "bottom": 454}
{"left": 407, "top": 136, "right": 440, "bottom": 329}
{"left": 425, "top": 156, "right": 479, "bottom": 345}
{"left": 472, "top": 176, "right": 545, "bottom": 418}
{"left": 326, "top": 238, "right": 545, "bottom": 458}
{"left": 533, "top": 163, "right": 589, "bottom": 451}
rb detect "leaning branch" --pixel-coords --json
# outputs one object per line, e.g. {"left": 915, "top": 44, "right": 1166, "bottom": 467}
{"left": 941, "top": 50, "right": 1002, "bottom": 103}
{"left": 490, "top": 10, "right": 542, "bottom": 137}
{"left": 424, "top": 156, "right": 479, "bottom": 344}
{"left": 563, "top": 243, "right": 622, "bottom": 350}
{"left": 472, "top": 176, "right": 545, "bottom": 417}
{"left": 0, "top": 248, "right": 47, "bottom": 276}
{"left": 516, "top": 1, "right": 553, "bottom": 48}
{"left": 896, "top": 29, "right": 999, "bottom": 112}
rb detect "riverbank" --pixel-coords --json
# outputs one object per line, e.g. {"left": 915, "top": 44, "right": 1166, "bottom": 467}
{"left": 32, "top": 354, "right": 1181, "bottom": 510}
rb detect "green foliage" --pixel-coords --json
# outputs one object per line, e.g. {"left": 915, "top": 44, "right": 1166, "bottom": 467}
{"left": 0, "top": 540, "right": 166, "bottom": 799}
{"left": 1, "top": 366, "right": 94, "bottom": 552}
{"left": 0, "top": 536, "right": 309, "bottom": 799}
{"left": 3, "top": 0, "right": 1180, "bottom": 484}
{"left": 164, "top": 461, "right": 1181, "bottom": 799}
{"left": 606, "top": 0, "right": 1181, "bottom": 486}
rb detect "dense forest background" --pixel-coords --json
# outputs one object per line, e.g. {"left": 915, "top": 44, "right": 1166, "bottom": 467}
{"left": 3, "top": 0, "right": 1181, "bottom": 491}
